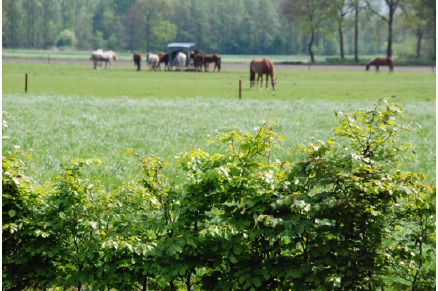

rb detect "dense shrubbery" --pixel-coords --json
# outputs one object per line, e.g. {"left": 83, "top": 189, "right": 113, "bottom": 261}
{"left": 2, "top": 99, "right": 435, "bottom": 290}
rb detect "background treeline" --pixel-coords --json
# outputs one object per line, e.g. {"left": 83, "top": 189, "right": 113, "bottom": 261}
{"left": 2, "top": 0, "right": 436, "bottom": 61}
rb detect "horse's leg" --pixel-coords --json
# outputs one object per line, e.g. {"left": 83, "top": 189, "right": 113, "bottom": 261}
{"left": 257, "top": 74, "right": 263, "bottom": 90}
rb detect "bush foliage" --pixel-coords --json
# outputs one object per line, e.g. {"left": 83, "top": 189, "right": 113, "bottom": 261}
{"left": 2, "top": 99, "right": 435, "bottom": 290}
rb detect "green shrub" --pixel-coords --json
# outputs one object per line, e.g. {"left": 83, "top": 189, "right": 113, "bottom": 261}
{"left": 2, "top": 100, "right": 435, "bottom": 290}
{"left": 56, "top": 29, "right": 78, "bottom": 49}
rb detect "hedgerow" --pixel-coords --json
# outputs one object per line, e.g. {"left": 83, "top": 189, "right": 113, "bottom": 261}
{"left": 2, "top": 99, "right": 435, "bottom": 290}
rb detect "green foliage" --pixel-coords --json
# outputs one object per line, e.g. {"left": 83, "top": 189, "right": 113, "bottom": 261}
{"left": 55, "top": 29, "right": 78, "bottom": 49}
{"left": 2, "top": 100, "right": 435, "bottom": 290}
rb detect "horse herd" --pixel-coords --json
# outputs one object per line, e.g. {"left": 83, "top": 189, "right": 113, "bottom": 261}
{"left": 132, "top": 50, "right": 222, "bottom": 73}
{"left": 91, "top": 49, "right": 222, "bottom": 73}
{"left": 90, "top": 50, "right": 395, "bottom": 92}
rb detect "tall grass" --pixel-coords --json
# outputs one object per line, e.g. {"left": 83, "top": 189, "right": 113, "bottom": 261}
{"left": 3, "top": 94, "right": 435, "bottom": 189}
{"left": 3, "top": 62, "right": 435, "bottom": 188}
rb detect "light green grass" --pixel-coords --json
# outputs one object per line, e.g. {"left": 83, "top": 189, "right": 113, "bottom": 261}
{"left": 3, "top": 62, "right": 435, "bottom": 101}
{"left": 2, "top": 62, "right": 435, "bottom": 188}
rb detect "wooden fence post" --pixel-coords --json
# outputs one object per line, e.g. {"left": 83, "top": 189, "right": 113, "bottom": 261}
{"left": 25, "top": 73, "right": 28, "bottom": 93}
{"left": 239, "top": 80, "right": 242, "bottom": 99}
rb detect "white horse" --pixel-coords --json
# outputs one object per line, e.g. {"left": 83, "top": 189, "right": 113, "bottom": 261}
{"left": 146, "top": 53, "right": 159, "bottom": 71}
{"left": 174, "top": 51, "right": 186, "bottom": 72}
{"left": 90, "top": 49, "right": 103, "bottom": 69}
{"left": 90, "top": 49, "right": 117, "bottom": 70}
{"left": 101, "top": 50, "right": 117, "bottom": 69}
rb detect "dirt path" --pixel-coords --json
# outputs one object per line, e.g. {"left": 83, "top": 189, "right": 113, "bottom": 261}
{"left": 3, "top": 57, "right": 436, "bottom": 73}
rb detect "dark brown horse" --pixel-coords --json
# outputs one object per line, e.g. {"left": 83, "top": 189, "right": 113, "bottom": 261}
{"left": 366, "top": 57, "right": 394, "bottom": 72}
{"left": 204, "top": 53, "right": 221, "bottom": 72}
{"left": 250, "top": 58, "right": 276, "bottom": 91}
{"left": 192, "top": 51, "right": 205, "bottom": 72}
{"left": 157, "top": 52, "right": 169, "bottom": 71}
{"left": 194, "top": 50, "right": 221, "bottom": 72}
{"left": 133, "top": 52, "right": 142, "bottom": 71}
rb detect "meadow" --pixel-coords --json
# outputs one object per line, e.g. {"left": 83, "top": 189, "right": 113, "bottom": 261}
{"left": 2, "top": 60, "right": 436, "bottom": 188}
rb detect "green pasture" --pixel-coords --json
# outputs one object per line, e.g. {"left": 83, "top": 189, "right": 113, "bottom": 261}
{"left": 2, "top": 61, "right": 436, "bottom": 188}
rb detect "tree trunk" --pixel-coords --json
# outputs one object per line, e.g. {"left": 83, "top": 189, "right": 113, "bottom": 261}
{"left": 142, "top": 276, "right": 148, "bottom": 291}
{"left": 415, "top": 28, "right": 424, "bottom": 59}
{"left": 308, "top": 29, "right": 315, "bottom": 63}
{"left": 186, "top": 273, "right": 191, "bottom": 291}
{"left": 386, "top": 5, "right": 395, "bottom": 58}
{"left": 339, "top": 26, "right": 345, "bottom": 60}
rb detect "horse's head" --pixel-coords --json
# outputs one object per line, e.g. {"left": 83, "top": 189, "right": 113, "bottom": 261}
{"left": 112, "top": 53, "right": 117, "bottom": 61}
{"left": 271, "top": 77, "right": 277, "bottom": 91}
{"left": 365, "top": 64, "right": 370, "bottom": 71}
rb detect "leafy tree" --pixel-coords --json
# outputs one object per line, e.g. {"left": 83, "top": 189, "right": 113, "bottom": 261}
{"left": 366, "top": 0, "right": 405, "bottom": 57}
{"left": 281, "top": 0, "right": 333, "bottom": 62}
{"left": 401, "top": 0, "right": 436, "bottom": 59}
{"left": 56, "top": 29, "right": 78, "bottom": 48}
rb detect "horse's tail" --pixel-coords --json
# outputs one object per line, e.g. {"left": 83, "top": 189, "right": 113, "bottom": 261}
{"left": 250, "top": 62, "right": 256, "bottom": 88}
{"left": 217, "top": 56, "right": 221, "bottom": 72}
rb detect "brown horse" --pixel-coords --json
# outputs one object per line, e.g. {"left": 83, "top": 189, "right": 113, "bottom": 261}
{"left": 195, "top": 50, "right": 221, "bottom": 72}
{"left": 157, "top": 52, "right": 169, "bottom": 71}
{"left": 204, "top": 53, "right": 221, "bottom": 72}
{"left": 250, "top": 58, "right": 276, "bottom": 91}
{"left": 366, "top": 57, "right": 394, "bottom": 72}
{"left": 133, "top": 52, "right": 142, "bottom": 71}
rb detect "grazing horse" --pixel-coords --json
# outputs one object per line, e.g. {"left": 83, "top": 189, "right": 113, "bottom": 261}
{"left": 250, "top": 58, "right": 276, "bottom": 91}
{"left": 133, "top": 52, "right": 142, "bottom": 71}
{"left": 146, "top": 53, "right": 160, "bottom": 71}
{"left": 202, "top": 52, "right": 221, "bottom": 72}
{"left": 91, "top": 50, "right": 117, "bottom": 70}
{"left": 366, "top": 57, "right": 394, "bottom": 72}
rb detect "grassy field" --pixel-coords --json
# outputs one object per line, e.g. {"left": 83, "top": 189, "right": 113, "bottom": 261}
{"left": 2, "top": 61, "right": 436, "bottom": 188}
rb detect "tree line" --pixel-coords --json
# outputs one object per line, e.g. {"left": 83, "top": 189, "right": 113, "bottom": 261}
{"left": 2, "top": 0, "right": 436, "bottom": 60}
{"left": 2, "top": 0, "right": 435, "bottom": 61}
